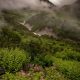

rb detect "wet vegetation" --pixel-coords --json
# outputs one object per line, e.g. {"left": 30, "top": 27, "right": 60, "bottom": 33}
{"left": 0, "top": 9, "right": 80, "bottom": 80}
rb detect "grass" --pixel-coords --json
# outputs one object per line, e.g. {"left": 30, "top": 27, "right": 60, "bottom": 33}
{"left": 55, "top": 48, "right": 80, "bottom": 61}
{"left": 53, "top": 57, "right": 80, "bottom": 80}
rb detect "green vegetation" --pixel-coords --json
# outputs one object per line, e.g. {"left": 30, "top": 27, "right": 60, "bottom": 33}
{"left": 0, "top": 9, "right": 80, "bottom": 80}
{"left": 45, "top": 67, "right": 68, "bottom": 80}
{"left": 55, "top": 48, "right": 80, "bottom": 61}
{"left": 0, "top": 28, "right": 21, "bottom": 48}
{"left": 2, "top": 72, "right": 28, "bottom": 80}
{"left": 53, "top": 58, "right": 80, "bottom": 80}
{"left": 0, "top": 48, "right": 29, "bottom": 72}
{"left": 0, "top": 27, "right": 80, "bottom": 80}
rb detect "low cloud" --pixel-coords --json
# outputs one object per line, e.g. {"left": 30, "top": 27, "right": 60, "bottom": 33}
{"left": 0, "top": 0, "right": 78, "bottom": 10}
{"left": 49, "top": 0, "right": 77, "bottom": 7}
{"left": 0, "top": 0, "right": 49, "bottom": 10}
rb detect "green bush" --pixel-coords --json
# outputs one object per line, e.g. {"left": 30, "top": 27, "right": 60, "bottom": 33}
{"left": 33, "top": 54, "right": 53, "bottom": 67}
{"left": 45, "top": 67, "right": 68, "bottom": 80}
{"left": 0, "top": 28, "right": 21, "bottom": 48}
{"left": 31, "top": 72, "right": 43, "bottom": 80}
{"left": 55, "top": 48, "right": 80, "bottom": 61}
{"left": 54, "top": 58, "right": 80, "bottom": 80}
{"left": 2, "top": 72, "right": 28, "bottom": 80}
{"left": 27, "top": 39, "right": 43, "bottom": 61}
{"left": 2, "top": 72, "right": 43, "bottom": 80}
{"left": 0, "top": 48, "right": 29, "bottom": 72}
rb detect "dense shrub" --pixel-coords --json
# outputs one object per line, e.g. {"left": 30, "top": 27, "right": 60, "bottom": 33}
{"left": 0, "top": 48, "right": 29, "bottom": 72}
{"left": 54, "top": 58, "right": 80, "bottom": 80}
{"left": 45, "top": 67, "right": 68, "bottom": 80}
{"left": 27, "top": 39, "right": 43, "bottom": 61}
{"left": 2, "top": 72, "right": 43, "bottom": 80}
{"left": 33, "top": 54, "right": 53, "bottom": 67}
{"left": 2, "top": 72, "right": 28, "bottom": 80}
{"left": 55, "top": 48, "right": 80, "bottom": 61}
{"left": 0, "top": 28, "right": 21, "bottom": 48}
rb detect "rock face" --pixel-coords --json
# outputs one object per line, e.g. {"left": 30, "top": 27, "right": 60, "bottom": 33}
{"left": 40, "top": 0, "right": 55, "bottom": 8}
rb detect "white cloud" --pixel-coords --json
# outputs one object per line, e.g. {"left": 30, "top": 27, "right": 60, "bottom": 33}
{"left": 0, "top": 0, "right": 77, "bottom": 10}
{"left": 49, "top": 0, "right": 77, "bottom": 6}
{"left": 0, "top": 0, "right": 49, "bottom": 10}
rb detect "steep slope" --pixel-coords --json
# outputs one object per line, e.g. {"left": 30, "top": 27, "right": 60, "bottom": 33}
{"left": 0, "top": 0, "right": 80, "bottom": 41}
{"left": 25, "top": 10, "right": 80, "bottom": 40}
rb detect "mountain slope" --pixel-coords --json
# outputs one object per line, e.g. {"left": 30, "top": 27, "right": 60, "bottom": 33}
{"left": 0, "top": 0, "right": 80, "bottom": 41}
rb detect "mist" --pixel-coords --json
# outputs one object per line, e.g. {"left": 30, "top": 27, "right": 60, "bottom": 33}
{"left": 0, "top": 0, "right": 78, "bottom": 10}
{"left": 0, "top": 0, "right": 49, "bottom": 10}
{"left": 49, "top": 0, "right": 77, "bottom": 7}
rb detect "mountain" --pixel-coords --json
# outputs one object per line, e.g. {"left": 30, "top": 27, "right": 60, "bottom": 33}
{"left": 24, "top": 0, "right": 80, "bottom": 41}
{"left": 0, "top": 1, "right": 80, "bottom": 80}
{"left": 60, "top": 0, "right": 80, "bottom": 19}
{"left": 0, "top": 0, "right": 80, "bottom": 41}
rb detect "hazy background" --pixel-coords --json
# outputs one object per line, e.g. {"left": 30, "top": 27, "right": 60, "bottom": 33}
{"left": 49, "top": 0, "right": 77, "bottom": 6}
{"left": 0, "top": 0, "right": 77, "bottom": 10}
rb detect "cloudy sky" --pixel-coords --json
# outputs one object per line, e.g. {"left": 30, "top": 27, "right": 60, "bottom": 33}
{"left": 49, "top": 0, "right": 77, "bottom": 6}
{"left": 0, "top": 0, "right": 49, "bottom": 10}
{"left": 0, "top": 0, "right": 77, "bottom": 10}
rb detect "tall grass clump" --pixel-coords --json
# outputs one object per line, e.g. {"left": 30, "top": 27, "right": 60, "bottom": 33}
{"left": 55, "top": 48, "right": 80, "bottom": 61}
{"left": 0, "top": 48, "right": 29, "bottom": 72}
{"left": 54, "top": 58, "right": 80, "bottom": 80}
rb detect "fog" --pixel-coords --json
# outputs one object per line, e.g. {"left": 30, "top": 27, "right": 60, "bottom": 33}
{"left": 0, "top": 0, "right": 77, "bottom": 10}
{"left": 49, "top": 0, "right": 77, "bottom": 6}
{"left": 0, "top": 0, "right": 49, "bottom": 10}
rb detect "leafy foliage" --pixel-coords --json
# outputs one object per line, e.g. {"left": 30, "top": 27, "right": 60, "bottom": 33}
{"left": 33, "top": 54, "right": 53, "bottom": 67}
{"left": 0, "top": 28, "right": 21, "bottom": 48}
{"left": 54, "top": 58, "right": 80, "bottom": 80}
{"left": 2, "top": 72, "right": 28, "bottom": 80}
{"left": 55, "top": 48, "right": 80, "bottom": 61}
{"left": 45, "top": 67, "right": 68, "bottom": 80}
{"left": 0, "top": 48, "right": 29, "bottom": 72}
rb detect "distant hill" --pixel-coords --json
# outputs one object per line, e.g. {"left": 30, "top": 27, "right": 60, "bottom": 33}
{"left": 0, "top": 0, "right": 80, "bottom": 41}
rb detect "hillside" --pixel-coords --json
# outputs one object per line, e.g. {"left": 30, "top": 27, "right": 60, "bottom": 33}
{"left": 0, "top": 0, "right": 80, "bottom": 80}
{"left": 1, "top": 9, "right": 80, "bottom": 41}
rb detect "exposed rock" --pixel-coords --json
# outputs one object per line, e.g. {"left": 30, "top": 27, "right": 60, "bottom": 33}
{"left": 34, "top": 27, "right": 57, "bottom": 38}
